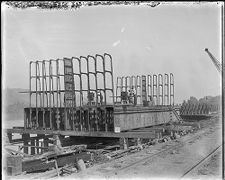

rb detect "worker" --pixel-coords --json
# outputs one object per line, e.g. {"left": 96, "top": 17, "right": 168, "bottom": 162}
{"left": 128, "top": 90, "right": 132, "bottom": 104}
{"left": 97, "top": 91, "right": 103, "bottom": 105}
{"left": 31, "top": 116, "right": 36, "bottom": 128}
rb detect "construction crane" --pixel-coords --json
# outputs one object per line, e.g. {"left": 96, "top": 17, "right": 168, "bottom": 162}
{"left": 204, "top": 48, "right": 222, "bottom": 73}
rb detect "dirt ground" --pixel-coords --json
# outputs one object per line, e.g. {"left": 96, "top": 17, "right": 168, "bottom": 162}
{"left": 65, "top": 117, "right": 222, "bottom": 180}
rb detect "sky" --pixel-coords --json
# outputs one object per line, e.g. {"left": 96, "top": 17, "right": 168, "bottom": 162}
{"left": 2, "top": 2, "right": 222, "bottom": 104}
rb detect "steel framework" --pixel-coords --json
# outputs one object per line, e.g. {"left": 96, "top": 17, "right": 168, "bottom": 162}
{"left": 24, "top": 53, "right": 114, "bottom": 132}
{"left": 115, "top": 73, "right": 175, "bottom": 106}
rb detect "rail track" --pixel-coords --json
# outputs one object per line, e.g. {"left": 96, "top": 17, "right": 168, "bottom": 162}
{"left": 180, "top": 144, "right": 222, "bottom": 178}
{"left": 110, "top": 119, "right": 220, "bottom": 176}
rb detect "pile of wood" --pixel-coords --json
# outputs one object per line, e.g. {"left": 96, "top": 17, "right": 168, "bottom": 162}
{"left": 5, "top": 144, "right": 93, "bottom": 177}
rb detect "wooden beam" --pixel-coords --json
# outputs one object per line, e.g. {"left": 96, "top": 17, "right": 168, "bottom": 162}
{"left": 6, "top": 128, "right": 156, "bottom": 139}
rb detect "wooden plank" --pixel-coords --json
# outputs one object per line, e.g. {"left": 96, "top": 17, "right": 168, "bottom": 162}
{"left": 22, "top": 160, "right": 55, "bottom": 173}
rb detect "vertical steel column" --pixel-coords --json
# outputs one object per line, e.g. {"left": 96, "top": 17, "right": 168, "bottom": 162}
{"left": 87, "top": 55, "right": 98, "bottom": 131}
{"left": 64, "top": 58, "right": 76, "bottom": 130}
{"left": 125, "top": 76, "right": 130, "bottom": 91}
{"left": 94, "top": 57, "right": 98, "bottom": 107}
{"left": 131, "top": 75, "right": 137, "bottom": 105}
{"left": 125, "top": 76, "right": 130, "bottom": 104}
{"left": 56, "top": 60, "right": 62, "bottom": 107}
{"left": 136, "top": 75, "right": 141, "bottom": 105}
{"left": 97, "top": 54, "right": 108, "bottom": 131}
{"left": 79, "top": 57, "right": 83, "bottom": 131}
{"left": 49, "top": 60, "right": 52, "bottom": 130}
{"left": 141, "top": 75, "right": 147, "bottom": 105}
{"left": 96, "top": 54, "right": 106, "bottom": 105}
{"left": 147, "top": 75, "right": 152, "bottom": 102}
{"left": 79, "top": 58, "right": 83, "bottom": 106}
{"left": 170, "top": 73, "right": 174, "bottom": 106}
{"left": 121, "top": 76, "right": 126, "bottom": 93}
{"left": 81, "top": 56, "right": 90, "bottom": 105}
{"left": 72, "top": 57, "right": 83, "bottom": 106}
{"left": 121, "top": 76, "right": 127, "bottom": 104}
{"left": 50, "top": 61, "right": 55, "bottom": 108}
{"left": 43, "top": 61, "right": 49, "bottom": 107}
{"left": 153, "top": 74, "right": 158, "bottom": 105}
{"left": 95, "top": 55, "right": 105, "bottom": 131}
{"left": 81, "top": 56, "right": 90, "bottom": 131}
{"left": 28, "top": 62, "right": 32, "bottom": 129}
{"left": 42, "top": 61, "right": 45, "bottom": 129}
{"left": 87, "top": 55, "right": 98, "bottom": 105}
{"left": 158, "top": 74, "right": 163, "bottom": 105}
{"left": 56, "top": 59, "right": 62, "bottom": 130}
{"left": 116, "top": 77, "right": 122, "bottom": 103}
{"left": 80, "top": 56, "right": 89, "bottom": 130}
{"left": 164, "top": 73, "right": 169, "bottom": 106}
{"left": 37, "top": 62, "right": 42, "bottom": 128}
{"left": 127, "top": 76, "right": 132, "bottom": 104}
{"left": 131, "top": 76, "right": 136, "bottom": 90}
{"left": 35, "top": 61, "right": 39, "bottom": 128}
{"left": 72, "top": 57, "right": 81, "bottom": 130}
{"left": 50, "top": 60, "right": 56, "bottom": 129}
{"left": 56, "top": 60, "right": 59, "bottom": 110}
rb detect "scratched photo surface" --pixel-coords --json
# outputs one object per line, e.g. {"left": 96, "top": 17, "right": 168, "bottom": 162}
{"left": 2, "top": 1, "right": 223, "bottom": 180}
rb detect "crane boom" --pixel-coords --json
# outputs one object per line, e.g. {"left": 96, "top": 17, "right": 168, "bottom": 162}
{"left": 205, "top": 48, "right": 222, "bottom": 73}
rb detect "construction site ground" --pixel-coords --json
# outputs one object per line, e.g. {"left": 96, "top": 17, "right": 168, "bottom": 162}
{"left": 66, "top": 116, "right": 222, "bottom": 179}
{"left": 6, "top": 116, "right": 222, "bottom": 180}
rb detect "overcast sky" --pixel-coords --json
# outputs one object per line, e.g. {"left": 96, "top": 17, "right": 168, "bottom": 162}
{"left": 2, "top": 2, "right": 222, "bottom": 104}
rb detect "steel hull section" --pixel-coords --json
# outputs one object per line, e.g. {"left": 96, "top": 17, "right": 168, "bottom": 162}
{"left": 113, "top": 106, "right": 180, "bottom": 132}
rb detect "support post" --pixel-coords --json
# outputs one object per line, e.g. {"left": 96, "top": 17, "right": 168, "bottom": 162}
{"left": 120, "top": 138, "right": 129, "bottom": 150}
{"left": 43, "top": 138, "right": 49, "bottom": 153}
{"left": 22, "top": 134, "right": 30, "bottom": 154}
{"left": 36, "top": 139, "right": 40, "bottom": 154}
{"left": 7, "top": 133, "right": 12, "bottom": 143}
{"left": 41, "top": 141, "right": 44, "bottom": 154}
{"left": 31, "top": 139, "right": 35, "bottom": 155}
